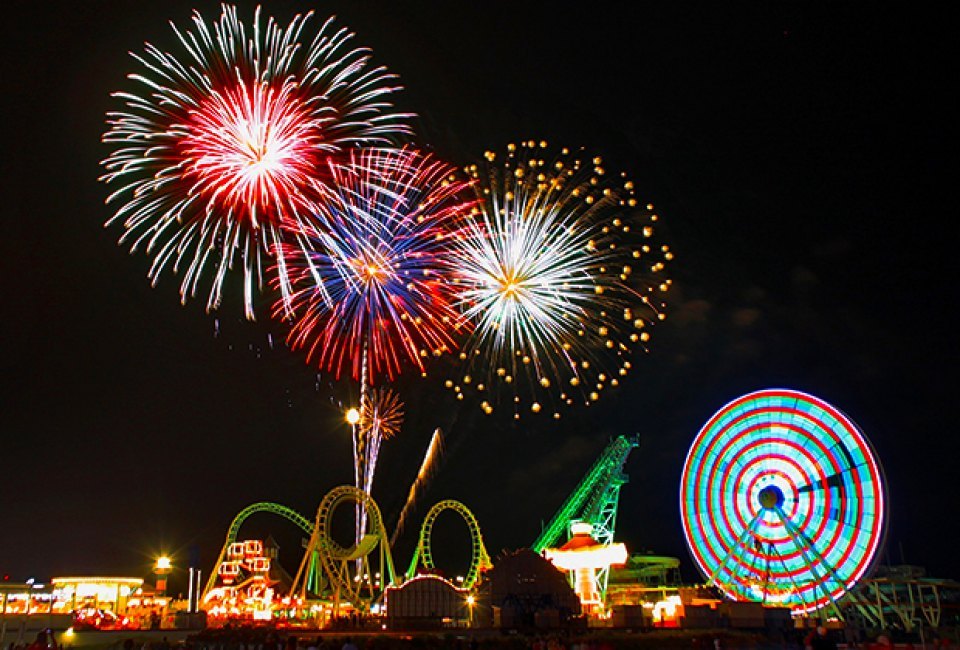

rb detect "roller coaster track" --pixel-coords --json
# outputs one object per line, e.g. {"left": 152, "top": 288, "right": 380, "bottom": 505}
{"left": 291, "top": 486, "right": 396, "bottom": 613}
{"left": 405, "top": 499, "right": 491, "bottom": 589}
{"left": 207, "top": 492, "right": 492, "bottom": 614}
{"left": 202, "top": 502, "right": 314, "bottom": 601}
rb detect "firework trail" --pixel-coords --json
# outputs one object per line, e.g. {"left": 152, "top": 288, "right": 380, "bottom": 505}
{"left": 101, "top": 5, "right": 413, "bottom": 318}
{"left": 390, "top": 428, "right": 445, "bottom": 546}
{"left": 358, "top": 388, "right": 403, "bottom": 518}
{"left": 276, "top": 147, "right": 472, "bottom": 551}
{"left": 447, "top": 140, "right": 673, "bottom": 418}
{"left": 277, "top": 147, "right": 475, "bottom": 383}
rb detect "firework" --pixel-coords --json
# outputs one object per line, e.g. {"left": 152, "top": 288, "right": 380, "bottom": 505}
{"left": 447, "top": 140, "right": 673, "bottom": 418}
{"left": 390, "top": 428, "right": 445, "bottom": 545}
{"left": 278, "top": 147, "right": 475, "bottom": 383}
{"left": 350, "top": 387, "right": 404, "bottom": 544}
{"left": 101, "top": 5, "right": 413, "bottom": 318}
{"left": 359, "top": 387, "right": 404, "bottom": 496}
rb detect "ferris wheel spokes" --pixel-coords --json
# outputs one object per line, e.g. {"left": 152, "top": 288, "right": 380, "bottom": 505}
{"left": 773, "top": 505, "right": 850, "bottom": 615}
{"left": 769, "top": 539, "right": 813, "bottom": 612}
{"left": 708, "top": 511, "right": 764, "bottom": 593}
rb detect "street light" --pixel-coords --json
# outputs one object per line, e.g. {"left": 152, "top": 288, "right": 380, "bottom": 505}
{"left": 345, "top": 406, "right": 363, "bottom": 550}
{"left": 345, "top": 407, "right": 361, "bottom": 425}
{"left": 155, "top": 556, "right": 172, "bottom": 595}
{"left": 466, "top": 595, "right": 475, "bottom": 626}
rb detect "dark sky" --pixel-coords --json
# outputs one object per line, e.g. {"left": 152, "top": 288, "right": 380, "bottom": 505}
{"left": 2, "top": 2, "right": 956, "bottom": 592}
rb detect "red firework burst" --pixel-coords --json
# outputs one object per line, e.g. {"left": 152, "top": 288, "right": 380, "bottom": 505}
{"left": 180, "top": 80, "right": 323, "bottom": 226}
{"left": 101, "top": 5, "right": 413, "bottom": 318}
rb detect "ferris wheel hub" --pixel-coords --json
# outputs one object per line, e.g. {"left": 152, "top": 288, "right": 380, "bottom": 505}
{"left": 758, "top": 485, "right": 784, "bottom": 510}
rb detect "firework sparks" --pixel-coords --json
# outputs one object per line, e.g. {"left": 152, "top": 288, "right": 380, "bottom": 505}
{"left": 101, "top": 5, "right": 413, "bottom": 318}
{"left": 277, "top": 147, "right": 475, "bottom": 383}
{"left": 390, "top": 428, "right": 445, "bottom": 546}
{"left": 360, "top": 387, "right": 404, "bottom": 496}
{"left": 447, "top": 140, "right": 673, "bottom": 418}
{"left": 351, "top": 387, "right": 404, "bottom": 543}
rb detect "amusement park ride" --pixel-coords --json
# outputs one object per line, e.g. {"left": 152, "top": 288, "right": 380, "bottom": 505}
{"left": 199, "top": 433, "right": 641, "bottom": 626}
{"left": 192, "top": 389, "right": 953, "bottom": 632}
{"left": 680, "top": 389, "right": 888, "bottom": 619}
{"left": 534, "top": 433, "right": 639, "bottom": 603}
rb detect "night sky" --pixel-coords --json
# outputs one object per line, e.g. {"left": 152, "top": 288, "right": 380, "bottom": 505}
{"left": 3, "top": 2, "right": 956, "bottom": 593}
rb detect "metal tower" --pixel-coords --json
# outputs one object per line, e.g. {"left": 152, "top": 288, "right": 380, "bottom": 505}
{"left": 532, "top": 434, "right": 639, "bottom": 600}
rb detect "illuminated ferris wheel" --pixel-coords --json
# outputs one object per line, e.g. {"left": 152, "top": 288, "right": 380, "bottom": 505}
{"left": 679, "top": 389, "right": 886, "bottom": 614}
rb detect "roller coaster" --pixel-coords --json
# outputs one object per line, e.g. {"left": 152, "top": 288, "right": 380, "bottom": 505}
{"left": 202, "top": 502, "right": 315, "bottom": 601}
{"left": 202, "top": 434, "right": 639, "bottom": 621}
{"left": 291, "top": 485, "right": 396, "bottom": 612}
{"left": 405, "top": 499, "right": 492, "bottom": 589}
{"left": 202, "top": 487, "right": 492, "bottom": 619}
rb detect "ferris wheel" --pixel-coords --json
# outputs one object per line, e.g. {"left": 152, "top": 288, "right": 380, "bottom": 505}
{"left": 679, "top": 389, "right": 886, "bottom": 614}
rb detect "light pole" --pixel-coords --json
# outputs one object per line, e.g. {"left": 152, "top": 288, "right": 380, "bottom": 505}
{"left": 345, "top": 406, "right": 364, "bottom": 548}
{"left": 154, "top": 556, "right": 172, "bottom": 596}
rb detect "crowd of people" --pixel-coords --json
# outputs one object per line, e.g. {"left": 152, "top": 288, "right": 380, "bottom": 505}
{"left": 7, "top": 630, "right": 62, "bottom": 650}
{"left": 6, "top": 624, "right": 958, "bottom": 650}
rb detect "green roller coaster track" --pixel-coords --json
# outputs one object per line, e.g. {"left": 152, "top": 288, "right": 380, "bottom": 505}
{"left": 405, "top": 499, "right": 491, "bottom": 589}
{"left": 532, "top": 434, "right": 639, "bottom": 600}
{"left": 202, "top": 502, "right": 315, "bottom": 602}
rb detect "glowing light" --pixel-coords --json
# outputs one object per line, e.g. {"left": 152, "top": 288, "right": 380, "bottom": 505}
{"left": 51, "top": 578, "right": 144, "bottom": 586}
{"left": 345, "top": 408, "right": 361, "bottom": 425}
{"left": 545, "top": 543, "right": 629, "bottom": 572}
{"left": 449, "top": 141, "right": 671, "bottom": 416}
{"left": 680, "top": 389, "right": 886, "bottom": 614}
{"left": 101, "top": 5, "right": 413, "bottom": 318}
{"left": 652, "top": 595, "right": 683, "bottom": 626}
{"left": 544, "top": 522, "right": 628, "bottom": 612}
{"left": 155, "top": 557, "right": 172, "bottom": 572}
{"left": 570, "top": 521, "right": 593, "bottom": 536}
